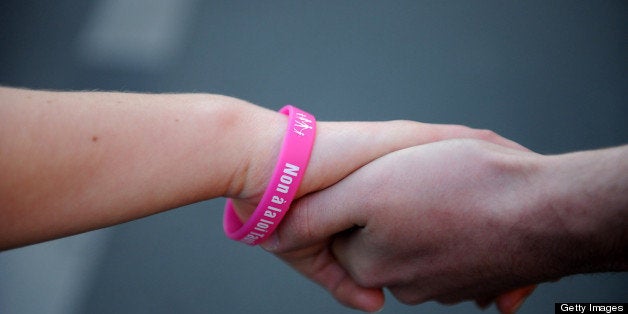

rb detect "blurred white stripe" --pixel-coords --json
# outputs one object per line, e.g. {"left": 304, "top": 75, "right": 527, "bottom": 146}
{"left": 76, "top": 0, "right": 198, "bottom": 71}
{"left": 1, "top": 1, "right": 199, "bottom": 313}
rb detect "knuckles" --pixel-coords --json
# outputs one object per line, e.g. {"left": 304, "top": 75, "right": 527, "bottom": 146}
{"left": 347, "top": 257, "right": 396, "bottom": 289}
{"left": 473, "top": 129, "right": 502, "bottom": 142}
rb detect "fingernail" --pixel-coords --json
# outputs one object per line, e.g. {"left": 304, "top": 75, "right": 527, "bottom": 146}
{"left": 260, "top": 233, "right": 278, "bottom": 251}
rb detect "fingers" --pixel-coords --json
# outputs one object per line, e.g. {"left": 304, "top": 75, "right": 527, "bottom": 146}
{"left": 325, "top": 266, "right": 385, "bottom": 312}
{"left": 433, "top": 124, "right": 530, "bottom": 152}
{"left": 272, "top": 245, "right": 385, "bottom": 312}
{"left": 263, "top": 178, "right": 368, "bottom": 253}
{"left": 474, "top": 285, "right": 536, "bottom": 313}
{"left": 264, "top": 192, "right": 384, "bottom": 312}
{"left": 330, "top": 229, "right": 389, "bottom": 289}
{"left": 496, "top": 285, "right": 536, "bottom": 314}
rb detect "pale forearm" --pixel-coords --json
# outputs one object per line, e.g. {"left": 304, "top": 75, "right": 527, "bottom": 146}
{"left": 0, "top": 87, "right": 281, "bottom": 249}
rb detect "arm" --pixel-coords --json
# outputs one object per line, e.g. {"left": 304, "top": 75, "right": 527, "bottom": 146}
{"left": 0, "top": 87, "right": 523, "bottom": 250}
{"left": 0, "top": 87, "right": 272, "bottom": 248}
{"left": 268, "top": 139, "right": 627, "bottom": 311}
{"left": 535, "top": 144, "right": 628, "bottom": 274}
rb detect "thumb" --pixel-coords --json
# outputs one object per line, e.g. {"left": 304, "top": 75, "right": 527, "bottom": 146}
{"left": 259, "top": 182, "right": 383, "bottom": 312}
{"left": 261, "top": 180, "right": 367, "bottom": 253}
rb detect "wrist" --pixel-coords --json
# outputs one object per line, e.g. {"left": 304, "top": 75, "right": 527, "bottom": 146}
{"left": 556, "top": 147, "right": 627, "bottom": 272}
{"left": 521, "top": 147, "right": 628, "bottom": 279}
{"left": 223, "top": 103, "right": 291, "bottom": 220}
{"left": 224, "top": 106, "right": 317, "bottom": 244}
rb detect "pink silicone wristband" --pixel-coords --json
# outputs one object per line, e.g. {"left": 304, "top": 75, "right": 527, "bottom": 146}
{"left": 223, "top": 105, "right": 316, "bottom": 245}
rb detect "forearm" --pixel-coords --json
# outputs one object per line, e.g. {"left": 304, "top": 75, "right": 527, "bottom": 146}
{"left": 529, "top": 145, "right": 628, "bottom": 278}
{"left": 0, "top": 87, "right": 282, "bottom": 249}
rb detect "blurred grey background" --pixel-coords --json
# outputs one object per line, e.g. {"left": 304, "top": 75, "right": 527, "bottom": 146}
{"left": 1, "top": 1, "right": 626, "bottom": 313}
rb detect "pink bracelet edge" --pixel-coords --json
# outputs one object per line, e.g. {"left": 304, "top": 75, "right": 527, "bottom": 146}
{"left": 222, "top": 105, "right": 316, "bottom": 245}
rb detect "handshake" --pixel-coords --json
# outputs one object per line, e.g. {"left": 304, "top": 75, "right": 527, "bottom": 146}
{"left": 224, "top": 106, "right": 627, "bottom": 313}
{"left": 226, "top": 110, "right": 543, "bottom": 313}
{"left": 2, "top": 89, "right": 625, "bottom": 314}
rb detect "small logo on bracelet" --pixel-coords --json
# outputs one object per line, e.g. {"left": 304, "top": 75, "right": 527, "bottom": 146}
{"left": 292, "top": 113, "right": 314, "bottom": 136}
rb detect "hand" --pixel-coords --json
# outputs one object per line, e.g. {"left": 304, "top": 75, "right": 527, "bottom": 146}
{"left": 265, "top": 139, "right": 543, "bottom": 312}
{"left": 229, "top": 118, "right": 527, "bottom": 217}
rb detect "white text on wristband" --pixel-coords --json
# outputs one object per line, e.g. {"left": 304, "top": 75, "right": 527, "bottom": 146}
{"left": 223, "top": 105, "right": 316, "bottom": 245}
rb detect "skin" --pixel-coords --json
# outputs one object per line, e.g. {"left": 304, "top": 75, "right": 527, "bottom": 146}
{"left": 0, "top": 86, "right": 530, "bottom": 312}
{"left": 266, "top": 139, "right": 627, "bottom": 312}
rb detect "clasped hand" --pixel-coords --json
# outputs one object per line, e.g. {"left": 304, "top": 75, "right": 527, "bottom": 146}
{"left": 252, "top": 124, "right": 537, "bottom": 313}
